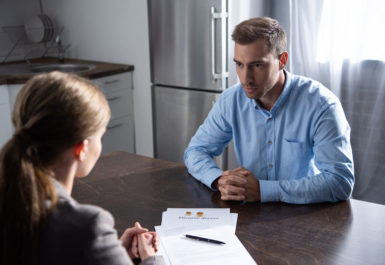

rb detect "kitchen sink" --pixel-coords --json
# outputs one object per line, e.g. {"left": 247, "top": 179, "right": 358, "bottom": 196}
{"left": 30, "top": 63, "right": 96, "bottom": 73}
{"left": 0, "top": 63, "right": 96, "bottom": 75}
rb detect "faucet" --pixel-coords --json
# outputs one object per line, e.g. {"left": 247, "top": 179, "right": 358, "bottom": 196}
{"left": 55, "top": 35, "right": 65, "bottom": 62}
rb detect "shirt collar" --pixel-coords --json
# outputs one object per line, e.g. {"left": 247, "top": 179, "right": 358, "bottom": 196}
{"left": 251, "top": 69, "right": 293, "bottom": 116}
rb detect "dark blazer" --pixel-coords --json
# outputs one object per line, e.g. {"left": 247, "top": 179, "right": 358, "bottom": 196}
{"left": 38, "top": 179, "right": 164, "bottom": 265}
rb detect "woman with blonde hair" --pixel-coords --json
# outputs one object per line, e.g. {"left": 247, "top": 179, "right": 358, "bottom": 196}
{"left": 0, "top": 71, "right": 164, "bottom": 265}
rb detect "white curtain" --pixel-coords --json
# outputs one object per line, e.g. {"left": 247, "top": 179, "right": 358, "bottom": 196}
{"left": 278, "top": 0, "right": 385, "bottom": 204}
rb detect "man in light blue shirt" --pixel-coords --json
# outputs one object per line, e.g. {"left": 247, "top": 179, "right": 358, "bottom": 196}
{"left": 184, "top": 17, "right": 354, "bottom": 204}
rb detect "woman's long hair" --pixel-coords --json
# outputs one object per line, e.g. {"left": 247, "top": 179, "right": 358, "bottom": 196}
{"left": 0, "top": 71, "right": 110, "bottom": 265}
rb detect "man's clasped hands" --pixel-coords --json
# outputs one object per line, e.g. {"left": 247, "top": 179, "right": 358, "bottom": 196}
{"left": 215, "top": 166, "right": 261, "bottom": 202}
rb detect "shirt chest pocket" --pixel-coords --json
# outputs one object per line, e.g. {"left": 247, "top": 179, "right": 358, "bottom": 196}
{"left": 280, "top": 138, "right": 310, "bottom": 178}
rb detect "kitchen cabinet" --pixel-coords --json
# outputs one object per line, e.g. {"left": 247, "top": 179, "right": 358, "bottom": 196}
{"left": 92, "top": 72, "right": 135, "bottom": 154}
{"left": 7, "top": 84, "right": 23, "bottom": 112}
{"left": 0, "top": 85, "right": 13, "bottom": 148}
{"left": 0, "top": 73, "right": 135, "bottom": 154}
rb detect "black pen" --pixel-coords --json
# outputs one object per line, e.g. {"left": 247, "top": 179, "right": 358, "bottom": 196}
{"left": 185, "top": 234, "right": 226, "bottom": 245}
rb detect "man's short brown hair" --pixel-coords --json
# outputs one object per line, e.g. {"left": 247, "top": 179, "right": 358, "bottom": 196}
{"left": 232, "top": 17, "right": 287, "bottom": 56}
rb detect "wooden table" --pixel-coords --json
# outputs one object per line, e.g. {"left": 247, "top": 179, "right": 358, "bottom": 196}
{"left": 72, "top": 152, "right": 385, "bottom": 265}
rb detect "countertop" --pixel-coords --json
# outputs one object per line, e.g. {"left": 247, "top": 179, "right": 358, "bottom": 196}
{"left": 0, "top": 57, "right": 134, "bottom": 85}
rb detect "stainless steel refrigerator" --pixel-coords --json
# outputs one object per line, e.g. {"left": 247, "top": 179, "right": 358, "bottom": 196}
{"left": 148, "top": 0, "right": 269, "bottom": 167}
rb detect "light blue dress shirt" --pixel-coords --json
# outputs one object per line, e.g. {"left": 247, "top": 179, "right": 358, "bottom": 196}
{"left": 184, "top": 71, "right": 354, "bottom": 204}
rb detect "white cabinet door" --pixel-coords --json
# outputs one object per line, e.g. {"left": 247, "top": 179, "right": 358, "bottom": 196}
{"left": 0, "top": 85, "right": 9, "bottom": 105}
{"left": 92, "top": 73, "right": 135, "bottom": 154}
{"left": 102, "top": 114, "right": 135, "bottom": 154}
{"left": 0, "top": 85, "right": 12, "bottom": 148}
{"left": 7, "top": 84, "right": 23, "bottom": 112}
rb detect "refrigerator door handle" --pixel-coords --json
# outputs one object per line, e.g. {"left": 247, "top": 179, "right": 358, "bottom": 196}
{"left": 211, "top": 6, "right": 229, "bottom": 90}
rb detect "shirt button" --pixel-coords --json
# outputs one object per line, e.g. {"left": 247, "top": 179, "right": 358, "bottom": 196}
{"left": 269, "top": 164, "right": 273, "bottom": 168}
{"left": 268, "top": 141, "right": 272, "bottom": 145}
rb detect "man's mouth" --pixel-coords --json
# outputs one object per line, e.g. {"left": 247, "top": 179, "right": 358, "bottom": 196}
{"left": 244, "top": 86, "right": 257, "bottom": 93}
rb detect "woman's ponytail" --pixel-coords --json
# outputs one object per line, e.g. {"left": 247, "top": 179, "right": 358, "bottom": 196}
{"left": 0, "top": 132, "right": 57, "bottom": 265}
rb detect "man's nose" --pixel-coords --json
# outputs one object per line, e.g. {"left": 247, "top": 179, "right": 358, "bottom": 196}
{"left": 245, "top": 68, "right": 254, "bottom": 85}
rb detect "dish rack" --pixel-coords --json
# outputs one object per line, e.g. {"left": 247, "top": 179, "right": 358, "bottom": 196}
{"left": 1, "top": 23, "right": 68, "bottom": 64}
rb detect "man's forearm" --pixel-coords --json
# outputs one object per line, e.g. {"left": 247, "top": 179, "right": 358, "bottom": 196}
{"left": 259, "top": 171, "right": 353, "bottom": 204}
{"left": 184, "top": 148, "right": 223, "bottom": 189}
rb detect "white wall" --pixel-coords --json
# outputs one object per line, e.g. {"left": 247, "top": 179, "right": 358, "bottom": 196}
{"left": 43, "top": 0, "right": 154, "bottom": 157}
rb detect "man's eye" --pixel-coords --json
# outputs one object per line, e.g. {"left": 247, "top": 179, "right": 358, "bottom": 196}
{"left": 235, "top": 62, "right": 242, "bottom": 67}
{"left": 254, "top": 64, "right": 262, "bottom": 68}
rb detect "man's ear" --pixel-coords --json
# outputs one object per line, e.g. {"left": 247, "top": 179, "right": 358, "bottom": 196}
{"left": 279, "top": 51, "right": 288, "bottom": 70}
{"left": 74, "top": 139, "right": 89, "bottom": 162}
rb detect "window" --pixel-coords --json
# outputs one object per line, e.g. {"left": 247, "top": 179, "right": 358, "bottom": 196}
{"left": 316, "top": 0, "right": 385, "bottom": 63}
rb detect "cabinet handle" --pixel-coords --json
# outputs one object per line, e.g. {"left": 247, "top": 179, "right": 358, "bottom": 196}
{"left": 107, "top": 96, "right": 121, "bottom": 101}
{"left": 107, "top": 123, "right": 123, "bottom": 130}
{"left": 103, "top": 79, "right": 120, "bottom": 85}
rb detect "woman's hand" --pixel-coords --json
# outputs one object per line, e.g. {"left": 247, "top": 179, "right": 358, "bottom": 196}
{"left": 120, "top": 222, "right": 160, "bottom": 260}
{"left": 147, "top": 231, "right": 160, "bottom": 253}
{"left": 120, "top": 222, "right": 148, "bottom": 259}
{"left": 138, "top": 231, "right": 156, "bottom": 260}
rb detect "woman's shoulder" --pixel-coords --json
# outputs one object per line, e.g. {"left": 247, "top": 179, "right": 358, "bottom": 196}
{"left": 39, "top": 189, "right": 125, "bottom": 264}
{"left": 51, "top": 179, "right": 114, "bottom": 229}
{"left": 54, "top": 195, "right": 113, "bottom": 228}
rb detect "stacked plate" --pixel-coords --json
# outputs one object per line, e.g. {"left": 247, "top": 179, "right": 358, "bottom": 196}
{"left": 24, "top": 14, "right": 55, "bottom": 43}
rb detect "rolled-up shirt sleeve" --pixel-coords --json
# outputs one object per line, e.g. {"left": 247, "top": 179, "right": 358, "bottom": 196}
{"left": 184, "top": 92, "right": 233, "bottom": 188}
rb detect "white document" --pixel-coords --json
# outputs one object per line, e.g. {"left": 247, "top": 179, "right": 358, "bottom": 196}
{"left": 230, "top": 213, "right": 238, "bottom": 234}
{"left": 155, "top": 225, "right": 257, "bottom": 265}
{"left": 155, "top": 243, "right": 172, "bottom": 265}
{"left": 161, "top": 208, "right": 234, "bottom": 230}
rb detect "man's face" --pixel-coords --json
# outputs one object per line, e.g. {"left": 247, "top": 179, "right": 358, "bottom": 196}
{"left": 234, "top": 39, "right": 283, "bottom": 101}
